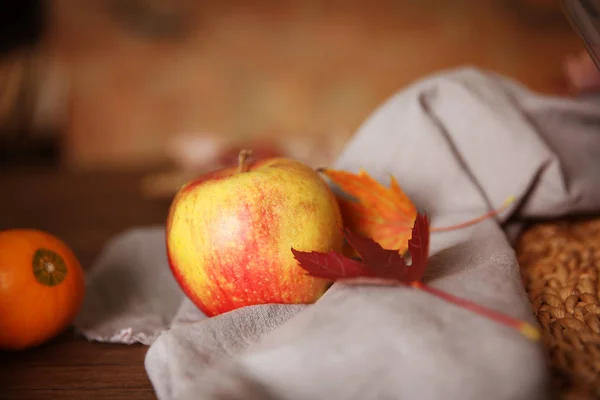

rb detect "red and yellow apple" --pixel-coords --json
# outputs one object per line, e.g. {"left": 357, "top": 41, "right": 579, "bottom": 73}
{"left": 165, "top": 150, "right": 344, "bottom": 317}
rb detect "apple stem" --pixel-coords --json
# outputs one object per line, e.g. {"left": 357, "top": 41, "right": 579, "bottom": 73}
{"left": 431, "top": 196, "right": 515, "bottom": 233}
{"left": 238, "top": 149, "right": 253, "bottom": 173}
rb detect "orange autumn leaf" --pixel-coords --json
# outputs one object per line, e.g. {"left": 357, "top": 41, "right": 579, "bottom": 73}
{"left": 320, "top": 168, "right": 515, "bottom": 255}
{"left": 319, "top": 168, "right": 417, "bottom": 254}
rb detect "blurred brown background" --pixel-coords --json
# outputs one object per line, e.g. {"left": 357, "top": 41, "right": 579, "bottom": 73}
{"left": 0, "top": 0, "right": 587, "bottom": 173}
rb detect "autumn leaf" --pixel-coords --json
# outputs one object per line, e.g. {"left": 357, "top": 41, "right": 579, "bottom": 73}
{"left": 318, "top": 168, "right": 417, "bottom": 254}
{"left": 320, "top": 168, "right": 515, "bottom": 251}
{"left": 291, "top": 213, "right": 540, "bottom": 342}
{"left": 292, "top": 213, "right": 429, "bottom": 284}
{"left": 287, "top": 249, "right": 368, "bottom": 281}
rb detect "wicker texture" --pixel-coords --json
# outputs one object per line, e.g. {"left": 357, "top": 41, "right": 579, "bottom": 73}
{"left": 516, "top": 219, "right": 600, "bottom": 399}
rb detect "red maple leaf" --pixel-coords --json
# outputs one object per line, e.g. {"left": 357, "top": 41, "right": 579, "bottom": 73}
{"left": 292, "top": 213, "right": 429, "bottom": 284}
{"left": 291, "top": 213, "right": 540, "bottom": 342}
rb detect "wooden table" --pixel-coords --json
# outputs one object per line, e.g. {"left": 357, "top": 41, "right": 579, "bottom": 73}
{"left": 0, "top": 167, "right": 171, "bottom": 400}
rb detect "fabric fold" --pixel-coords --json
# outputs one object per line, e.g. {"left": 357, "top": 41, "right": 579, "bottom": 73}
{"left": 74, "top": 227, "right": 184, "bottom": 345}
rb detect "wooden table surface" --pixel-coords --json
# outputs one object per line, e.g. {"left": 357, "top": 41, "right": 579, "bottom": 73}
{"left": 0, "top": 167, "right": 171, "bottom": 400}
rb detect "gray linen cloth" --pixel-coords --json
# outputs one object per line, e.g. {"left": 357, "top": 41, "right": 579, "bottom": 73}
{"left": 74, "top": 67, "right": 600, "bottom": 400}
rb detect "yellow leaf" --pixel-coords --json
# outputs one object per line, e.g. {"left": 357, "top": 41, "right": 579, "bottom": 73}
{"left": 319, "top": 168, "right": 417, "bottom": 254}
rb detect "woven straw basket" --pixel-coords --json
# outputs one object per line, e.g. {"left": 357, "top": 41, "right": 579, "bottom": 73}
{"left": 516, "top": 218, "right": 600, "bottom": 399}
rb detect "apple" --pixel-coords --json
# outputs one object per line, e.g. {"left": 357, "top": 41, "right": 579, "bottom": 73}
{"left": 165, "top": 150, "right": 344, "bottom": 317}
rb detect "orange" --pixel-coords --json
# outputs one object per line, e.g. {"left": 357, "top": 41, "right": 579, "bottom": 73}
{"left": 0, "top": 229, "right": 85, "bottom": 350}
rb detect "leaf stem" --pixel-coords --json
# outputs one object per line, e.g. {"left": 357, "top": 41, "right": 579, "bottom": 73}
{"left": 431, "top": 196, "right": 515, "bottom": 233}
{"left": 411, "top": 281, "right": 540, "bottom": 341}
